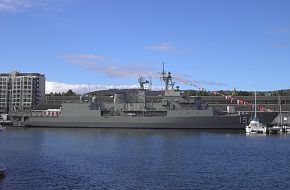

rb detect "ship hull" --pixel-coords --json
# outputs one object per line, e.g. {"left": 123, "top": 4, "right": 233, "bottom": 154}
{"left": 23, "top": 112, "right": 277, "bottom": 129}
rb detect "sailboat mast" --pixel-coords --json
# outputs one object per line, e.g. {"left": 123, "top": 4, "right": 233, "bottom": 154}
{"left": 278, "top": 94, "right": 282, "bottom": 125}
{"left": 254, "top": 91, "right": 257, "bottom": 119}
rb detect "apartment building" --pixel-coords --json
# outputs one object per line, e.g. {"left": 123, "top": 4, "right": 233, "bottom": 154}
{"left": 0, "top": 71, "right": 45, "bottom": 114}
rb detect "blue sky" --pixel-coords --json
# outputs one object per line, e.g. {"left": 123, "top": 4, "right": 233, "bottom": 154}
{"left": 0, "top": 0, "right": 290, "bottom": 93}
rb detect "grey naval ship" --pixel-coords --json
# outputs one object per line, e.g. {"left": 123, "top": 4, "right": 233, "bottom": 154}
{"left": 15, "top": 67, "right": 277, "bottom": 129}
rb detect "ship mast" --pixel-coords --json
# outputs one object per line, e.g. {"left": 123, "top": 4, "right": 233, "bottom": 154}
{"left": 161, "top": 62, "right": 175, "bottom": 90}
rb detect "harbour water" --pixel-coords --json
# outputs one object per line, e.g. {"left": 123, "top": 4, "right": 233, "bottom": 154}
{"left": 0, "top": 128, "right": 290, "bottom": 190}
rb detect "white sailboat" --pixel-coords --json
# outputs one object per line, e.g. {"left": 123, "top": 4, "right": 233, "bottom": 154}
{"left": 272, "top": 94, "right": 289, "bottom": 133}
{"left": 245, "top": 91, "right": 266, "bottom": 134}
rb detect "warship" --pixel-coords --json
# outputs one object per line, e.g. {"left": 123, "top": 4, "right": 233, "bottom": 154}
{"left": 13, "top": 67, "right": 277, "bottom": 129}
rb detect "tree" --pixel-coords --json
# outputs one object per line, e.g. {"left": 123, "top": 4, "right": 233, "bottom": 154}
{"left": 46, "top": 89, "right": 77, "bottom": 96}
{"left": 64, "top": 89, "right": 77, "bottom": 96}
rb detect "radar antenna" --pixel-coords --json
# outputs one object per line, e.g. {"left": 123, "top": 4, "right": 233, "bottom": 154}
{"left": 138, "top": 76, "right": 149, "bottom": 89}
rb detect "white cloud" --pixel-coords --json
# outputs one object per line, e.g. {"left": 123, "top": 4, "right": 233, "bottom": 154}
{"left": 46, "top": 81, "right": 163, "bottom": 94}
{"left": 146, "top": 42, "right": 175, "bottom": 52}
{"left": 0, "top": 0, "right": 38, "bottom": 11}
{"left": 64, "top": 53, "right": 158, "bottom": 78}
{"left": 0, "top": 0, "right": 69, "bottom": 12}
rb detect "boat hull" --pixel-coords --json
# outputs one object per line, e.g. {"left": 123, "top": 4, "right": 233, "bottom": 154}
{"left": 23, "top": 112, "right": 277, "bottom": 129}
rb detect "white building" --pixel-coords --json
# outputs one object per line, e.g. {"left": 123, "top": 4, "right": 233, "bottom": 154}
{"left": 0, "top": 71, "right": 45, "bottom": 114}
